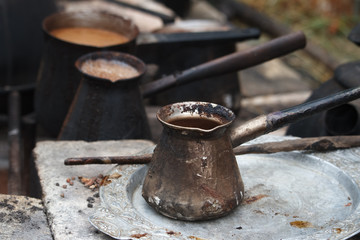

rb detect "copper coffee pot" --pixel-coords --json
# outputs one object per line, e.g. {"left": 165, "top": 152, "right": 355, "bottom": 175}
{"left": 142, "top": 86, "right": 360, "bottom": 221}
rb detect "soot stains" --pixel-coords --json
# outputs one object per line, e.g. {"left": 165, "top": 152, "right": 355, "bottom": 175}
{"left": 0, "top": 210, "right": 31, "bottom": 224}
{"left": 0, "top": 199, "right": 15, "bottom": 211}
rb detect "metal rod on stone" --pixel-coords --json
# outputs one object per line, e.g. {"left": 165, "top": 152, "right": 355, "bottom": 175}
{"left": 64, "top": 136, "right": 360, "bottom": 165}
{"left": 8, "top": 91, "right": 23, "bottom": 195}
{"left": 64, "top": 153, "right": 152, "bottom": 165}
{"left": 233, "top": 135, "right": 360, "bottom": 155}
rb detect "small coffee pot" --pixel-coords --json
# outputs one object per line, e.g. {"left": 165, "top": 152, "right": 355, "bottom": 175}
{"left": 142, "top": 102, "right": 244, "bottom": 221}
{"left": 142, "top": 86, "right": 360, "bottom": 221}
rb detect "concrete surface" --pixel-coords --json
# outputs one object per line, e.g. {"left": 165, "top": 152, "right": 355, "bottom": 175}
{"left": 0, "top": 194, "right": 52, "bottom": 240}
{"left": 34, "top": 139, "right": 155, "bottom": 240}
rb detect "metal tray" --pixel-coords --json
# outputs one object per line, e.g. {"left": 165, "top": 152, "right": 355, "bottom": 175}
{"left": 89, "top": 136, "right": 360, "bottom": 239}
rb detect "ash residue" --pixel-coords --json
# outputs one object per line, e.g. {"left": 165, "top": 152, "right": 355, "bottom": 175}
{"left": 0, "top": 199, "right": 15, "bottom": 211}
{"left": 0, "top": 212, "right": 6, "bottom": 222}
{"left": 198, "top": 103, "right": 235, "bottom": 122}
{"left": 12, "top": 210, "right": 31, "bottom": 223}
{"left": 29, "top": 205, "right": 43, "bottom": 212}
{"left": 1, "top": 210, "right": 31, "bottom": 224}
{"left": 87, "top": 197, "right": 96, "bottom": 208}
{"left": 181, "top": 103, "right": 234, "bottom": 123}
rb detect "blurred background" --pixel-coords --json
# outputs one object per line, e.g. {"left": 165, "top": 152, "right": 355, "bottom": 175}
{"left": 1, "top": 0, "right": 360, "bottom": 195}
{"left": 238, "top": 0, "right": 360, "bottom": 83}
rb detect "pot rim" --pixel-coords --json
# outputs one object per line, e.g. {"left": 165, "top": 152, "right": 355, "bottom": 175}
{"left": 42, "top": 10, "right": 139, "bottom": 48}
{"left": 156, "top": 101, "right": 235, "bottom": 133}
{"left": 75, "top": 50, "right": 146, "bottom": 83}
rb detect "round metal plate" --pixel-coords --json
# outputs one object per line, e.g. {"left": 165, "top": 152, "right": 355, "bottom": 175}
{"left": 89, "top": 136, "right": 360, "bottom": 239}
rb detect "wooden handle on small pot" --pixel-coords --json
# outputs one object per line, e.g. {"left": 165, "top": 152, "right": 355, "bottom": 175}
{"left": 140, "top": 31, "right": 306, "bottom": 98}
{"left": 230, "top": 86, "right": 360, "bottom": 148}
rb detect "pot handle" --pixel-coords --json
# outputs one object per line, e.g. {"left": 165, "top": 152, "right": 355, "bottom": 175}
{"left": 229, "top": 86, "right": 360, "bottom": 148}
{"left": 136, "top": 28, "right": 260, "bottom": 46}
{"left": 141, "top": 31, "right": 306, "bottom": 98}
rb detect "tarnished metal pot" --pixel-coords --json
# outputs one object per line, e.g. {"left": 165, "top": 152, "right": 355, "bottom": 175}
{"left": 142, "top": 102, "right": 244, "bottom": 221}
{"left": 58, "top": 51, "right": 151, "bottom": 141}
{"left": 142, "top": 86, "right": 360, "bottom": 221}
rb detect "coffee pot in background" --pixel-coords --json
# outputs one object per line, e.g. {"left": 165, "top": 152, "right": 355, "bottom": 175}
{"left": 58, "top": 51, "right": 152, "bottom": 141}
{"left": 34, "top": 9, "right": 257, "bottom": 138}
{"left": 35, "top": 11, "right": 139, "bottom": 137}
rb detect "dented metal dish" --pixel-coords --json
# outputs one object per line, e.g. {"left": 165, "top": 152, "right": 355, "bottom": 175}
{"left": 89, "top": 136, "right": 360, "bottom": 239}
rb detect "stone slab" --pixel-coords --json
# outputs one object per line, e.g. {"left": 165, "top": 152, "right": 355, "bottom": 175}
{"left": 0, "top": 194, "right": 52, "bottom": 240}
{"left": 34, "top": 139, "right": 155, "bottom": 240}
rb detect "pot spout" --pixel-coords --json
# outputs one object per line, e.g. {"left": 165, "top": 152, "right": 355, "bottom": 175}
{"left": 230, "top": 86, "right": 360, "bottom": 148}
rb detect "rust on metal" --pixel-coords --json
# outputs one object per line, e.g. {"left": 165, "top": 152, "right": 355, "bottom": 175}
{"left": 64, "top": 153, "right": 152, "bottom": 165}
{"left": 130, "top": 233, "right": 148, "bottom": 238}
{"left": 243, "top": 194, "right": 269, "bottom": 204}
{"left": 290, "top": 221, "right": 314, "bottom": 228}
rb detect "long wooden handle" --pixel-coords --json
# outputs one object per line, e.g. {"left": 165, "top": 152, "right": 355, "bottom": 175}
{"left": 230, "top": 86, "right": 360, "bottom": 148}
{"left": 141, "top": 31, "right": 306, "bottom": 98}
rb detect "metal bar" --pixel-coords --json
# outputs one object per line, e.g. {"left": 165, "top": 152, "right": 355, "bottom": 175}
{"left": 64, "top": 135, "right": 360, "bottom": 166}
{"left": 64, "top": 153, "right": 152, "bottom": 165}
{"left": 233, "top": 135, "right": 360, "bottom": 154}
{"left": 7, "top": 90, "right": 22, "bottom": 195}
{"left": 22, "top": 113, "right": 36, "bottom": 196}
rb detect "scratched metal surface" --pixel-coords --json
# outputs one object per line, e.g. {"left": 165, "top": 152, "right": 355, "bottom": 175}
{"left": 89, "top": 136, "right": 360, "bottom": 239}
